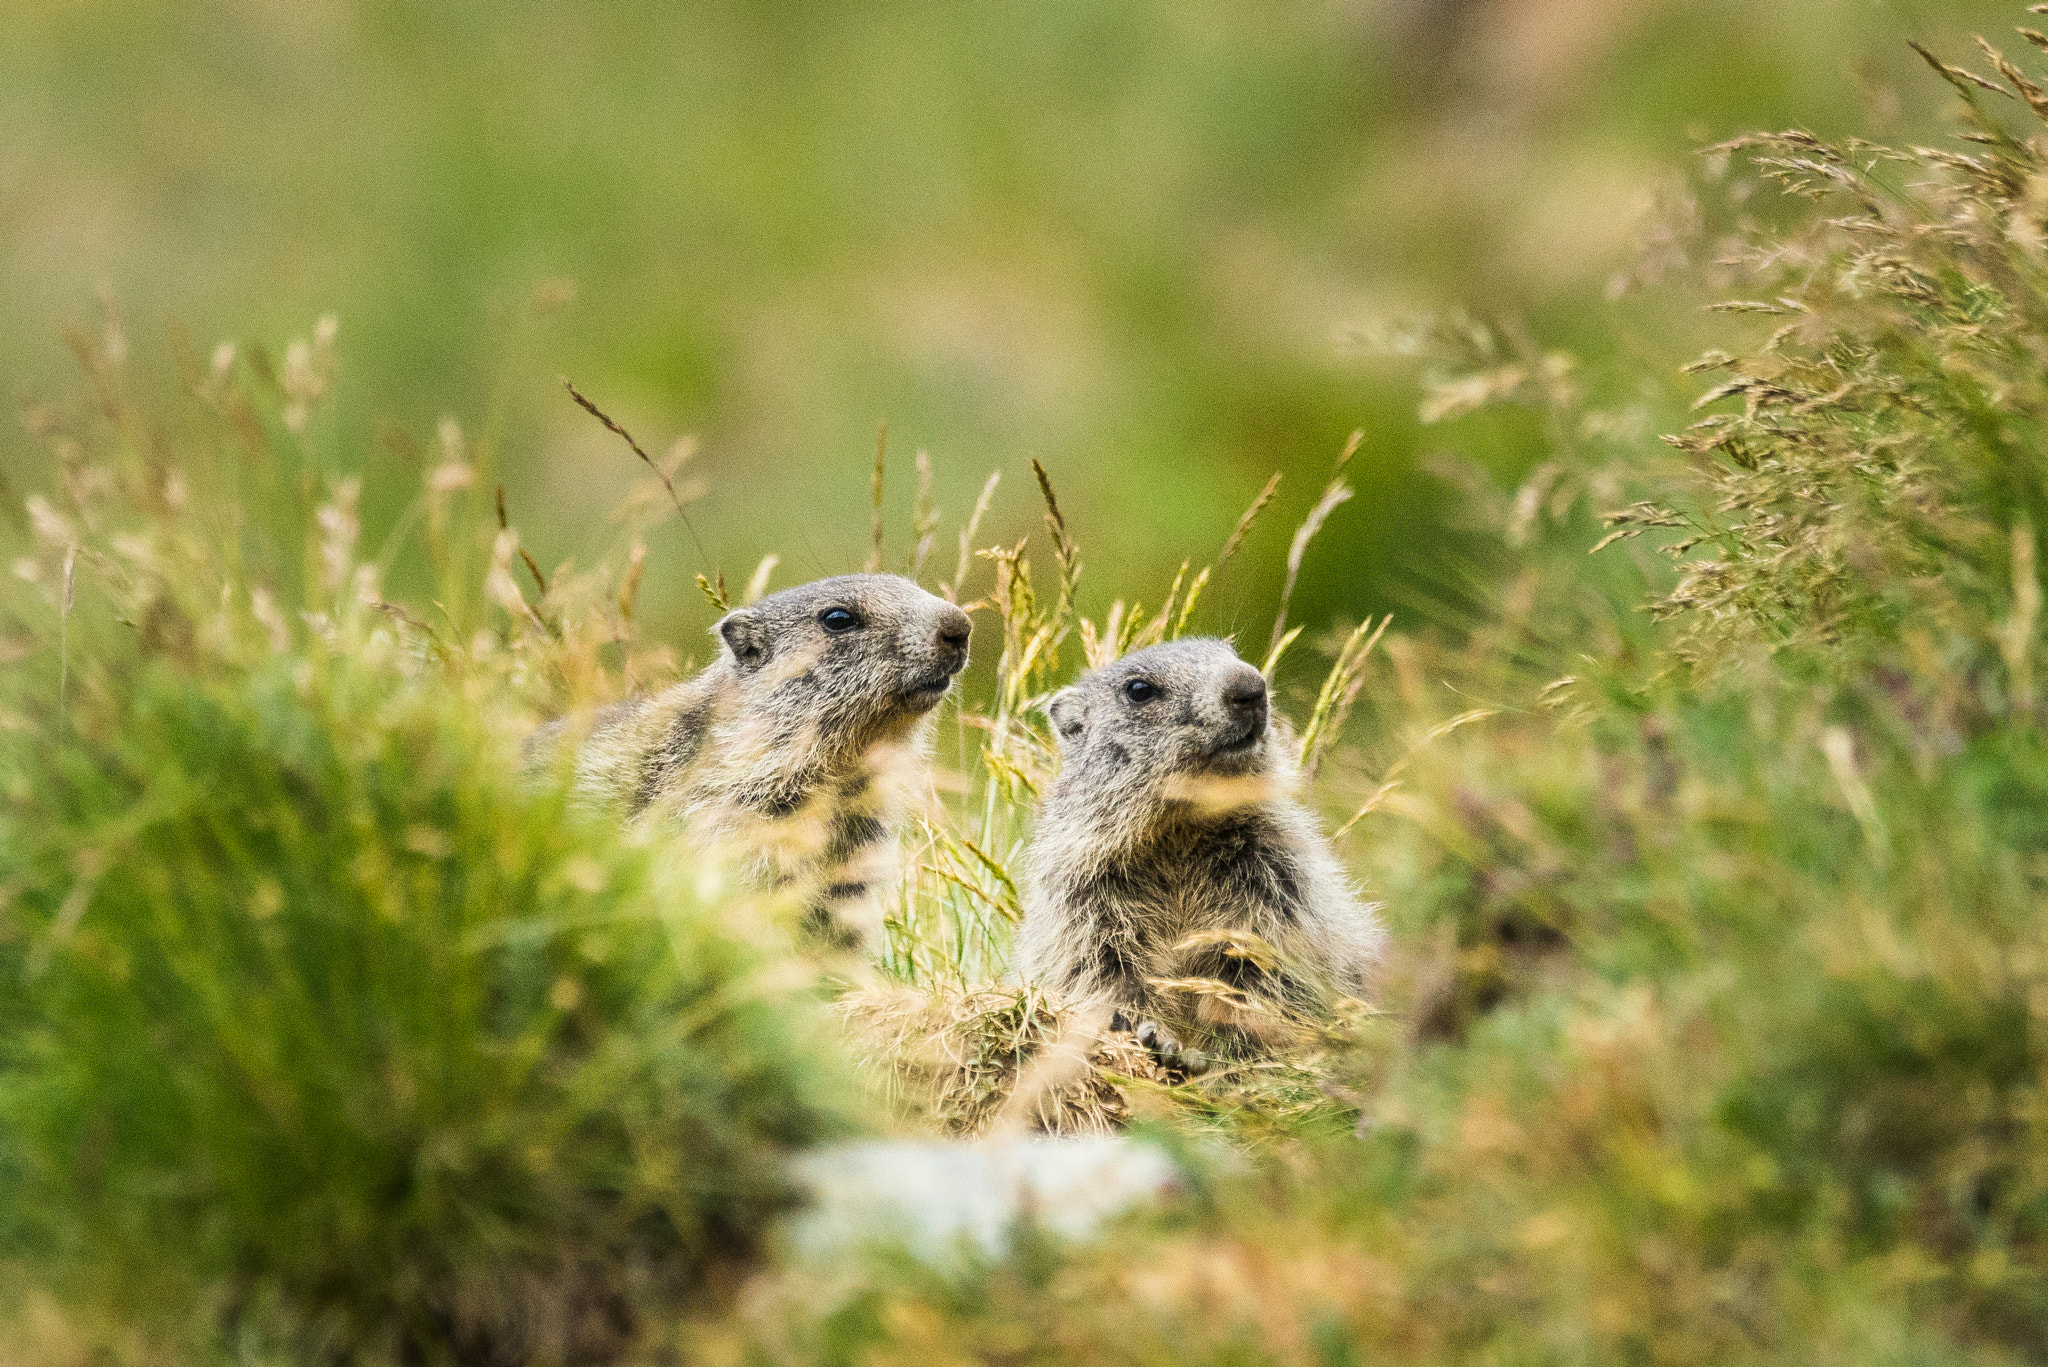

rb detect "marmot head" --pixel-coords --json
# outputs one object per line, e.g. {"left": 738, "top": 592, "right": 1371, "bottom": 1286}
{"left": 713, "top": 574, "right": 972, "bottom": 748}
{"left": 1045, "top": 639, "right": 1283, "bottom": 799}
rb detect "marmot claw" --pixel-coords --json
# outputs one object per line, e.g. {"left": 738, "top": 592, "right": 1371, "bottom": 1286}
{"left": 1134, "top": 1019, "right": 1208, "bottom": 1075}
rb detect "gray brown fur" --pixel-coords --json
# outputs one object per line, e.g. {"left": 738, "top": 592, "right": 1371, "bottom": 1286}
{"left": 533, "top": 574, "right": 970, "bottom": 950}
{"left": 1017, "top": 638, "right": 1383, "bottom": 1048}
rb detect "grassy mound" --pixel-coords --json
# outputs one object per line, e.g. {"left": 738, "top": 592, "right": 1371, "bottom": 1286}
{"left": 0, "top": 338, "right": 859, "bottom": 1365}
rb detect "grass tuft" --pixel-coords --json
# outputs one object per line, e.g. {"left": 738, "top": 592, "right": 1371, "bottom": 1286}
{"left": 0, "top": 325, "right": 860, "bottom": 1366}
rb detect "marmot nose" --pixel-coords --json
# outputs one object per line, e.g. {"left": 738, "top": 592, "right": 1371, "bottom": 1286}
{"left": 935, "top": 605, "right": 972, "bottom": 662}
{"left": 1223, "top": 670, "right": 1267, "bottom": 715}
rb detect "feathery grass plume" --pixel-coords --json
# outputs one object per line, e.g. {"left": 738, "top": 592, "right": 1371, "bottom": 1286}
{"left": 908, "top": 448, "right": 938, "bottom": 579}
{"left": 1157, "top": 470, "right": 1284, "bottom": 640}
{"left": 1590, "top": 29, "right": 2048, "bottom": 698}
{"left": 1267, "top": 432, "right": 1360, "bottom": 668}
{"left": 496, "top": 485, "right": 550, "bottom": 599}
{"left": 743, "top": 552, "right": 780, "bottom": 605}
{"left": 564, "top": 377, "right": 715, "bottom": 583}
{"left": 55, "top": 543, "right": 73, "bottom": 727}
{"left": 944, "top": 470, "right": 1001, "bottom": 603}
{"left": 1030, "top": 458, "right": 1081, "bottom": 632}
{"left": 1219, "top": 470, "right": 1283, "bottom": 566}
{"left": 1296, "top": 614, "right": 1390, "bottom": 779}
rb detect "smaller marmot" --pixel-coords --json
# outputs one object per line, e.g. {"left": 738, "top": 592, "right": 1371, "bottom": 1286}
{"left": 536, "top": 574, "right": 971, "bottom": 951}
{"left": 1017, "top": 638, "right": 1383, "bottom": 1051}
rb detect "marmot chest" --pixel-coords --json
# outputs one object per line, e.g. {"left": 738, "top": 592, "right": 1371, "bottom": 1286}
{"left": 1079, "top": 811, "right": 1305, "bottom": 931}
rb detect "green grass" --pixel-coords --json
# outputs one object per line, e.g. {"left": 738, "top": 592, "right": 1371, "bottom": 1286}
{"left": 0, "top": 338, "right": 861, "bottom": 1365}
{"left": 11, "top": 13, "right": 2048, "bottom": 1367}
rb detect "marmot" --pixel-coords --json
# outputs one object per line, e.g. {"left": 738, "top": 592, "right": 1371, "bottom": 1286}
{"left": 1017, "top": 638, "right": 1383, "bottom": 1052}
{"left": 537, "top": 574, "right": 971, "bottom": 951}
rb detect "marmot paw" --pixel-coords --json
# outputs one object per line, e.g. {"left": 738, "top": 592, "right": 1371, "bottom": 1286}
{"left": 1133, "top": 1018, "right": 1209, "bottom": 1077}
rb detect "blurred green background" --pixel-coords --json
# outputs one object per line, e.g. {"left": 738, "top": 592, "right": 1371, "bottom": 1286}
{"left": 0, "top": 0, "right": 2023, "bottom": 650}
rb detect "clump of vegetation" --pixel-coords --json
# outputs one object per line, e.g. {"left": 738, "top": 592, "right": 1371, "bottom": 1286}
{"left": 0, "top": 326, "right": 859, "bottom": 1365}
{"left": 1602, "top": 39, "right": 2048, "bottom": 687}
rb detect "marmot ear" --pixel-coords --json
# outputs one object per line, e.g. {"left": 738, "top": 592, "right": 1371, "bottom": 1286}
{"left": 1045, "top": 688, "right": 1086, "bottom": 744}
{"left": 716, "top": 609, "right": 769, "bottom": 669}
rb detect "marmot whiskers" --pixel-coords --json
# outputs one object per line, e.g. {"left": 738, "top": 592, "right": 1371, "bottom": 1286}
{"left": 535, "top": 574, "right": 971, "bottom": 951}
{"left": 1018, "top": 638, "right": 1383, "bottom": 1052}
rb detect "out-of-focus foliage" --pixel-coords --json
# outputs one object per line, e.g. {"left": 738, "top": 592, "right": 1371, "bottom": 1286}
{"left": 0, "top": 0, "right": 2033, "bottom": 654}
{"left": 0, "top": 330, "right": 860, "bottom": 1366}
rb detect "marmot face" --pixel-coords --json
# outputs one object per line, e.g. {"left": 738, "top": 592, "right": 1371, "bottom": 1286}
{"left": 714, "top": 574, "right": 972, "bottom": 750}
{"left": 1045, "top": 638, "right": 1279, "bottom": 793}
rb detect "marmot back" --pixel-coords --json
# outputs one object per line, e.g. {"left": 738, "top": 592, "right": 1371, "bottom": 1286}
{"left": 536, "top": 573, "right": 972, "bottom": 950}
{"left": 1017, "top": 638, "right": 1383, "bottom": 1047}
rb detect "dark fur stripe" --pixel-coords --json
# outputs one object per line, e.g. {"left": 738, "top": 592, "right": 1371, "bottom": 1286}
{"left": 629, "top": 698, "right": 708, "bottom": 815}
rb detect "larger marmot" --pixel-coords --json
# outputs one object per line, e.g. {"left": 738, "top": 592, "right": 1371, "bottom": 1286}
{"left": 1017, "top": 638, "right": 1383, "bottom": 1048}
{"left": 536, "top": 573, "right": 971, "bottom": 951}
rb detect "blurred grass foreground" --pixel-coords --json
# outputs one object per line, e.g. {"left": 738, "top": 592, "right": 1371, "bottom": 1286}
{"left": 13, "top": 6, "right": 2048, "bottom": 1367}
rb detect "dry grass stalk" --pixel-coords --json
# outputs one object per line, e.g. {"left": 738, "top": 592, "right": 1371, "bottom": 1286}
{"left": 945, "top": 470, "right": 1001, "bottom": 602}
{"left": 867, "top": 421, "right": 887, "bottom": 573}
{"left": 836, "top": 984, "right": 1170, "bottom": 1137}
{"left": 1031, "top": 458, "right": 1081, "bottom": 624}
{"left": 1267, "top": 434, "right": 1362, "bottom": 664}
{"left": 910, "top": 449, "right": 938, "bottom": 578}
{"left": 563, "top": 377, "right": 715, "bottom": 579}
{"left": 1219, "top": 471, "right": 1283, "bottom": 566}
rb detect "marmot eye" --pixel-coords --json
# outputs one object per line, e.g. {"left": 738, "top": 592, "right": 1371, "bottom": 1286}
{"left": 819, "top": 607, "right": 860, "bottom": 633}
{"left": 1123, "top": 678, "right": 1159, "bottom": 703}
